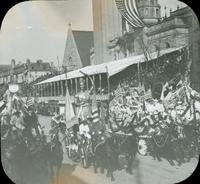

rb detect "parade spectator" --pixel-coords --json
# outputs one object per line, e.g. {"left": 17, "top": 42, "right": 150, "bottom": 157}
{"left": 27, "top": 106, "right": 40, "bottom": 137}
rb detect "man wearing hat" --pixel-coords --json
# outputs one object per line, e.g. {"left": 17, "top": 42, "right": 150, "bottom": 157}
{"left": 27, "top": 106, "right": 40, "bottom": 137}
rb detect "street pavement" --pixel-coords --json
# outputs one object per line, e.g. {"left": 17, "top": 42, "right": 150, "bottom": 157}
{"left": 38, "top": 115, "right": 199, "bottom": 184}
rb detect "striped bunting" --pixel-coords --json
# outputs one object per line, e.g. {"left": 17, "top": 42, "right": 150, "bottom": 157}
{"left": 27, "top": 97, "right": 34, "bottom": 107}
{"left": 115, "top": 83, "right": 125, "bottom": 97}
{"left": 115, "top": 0, "right": 144, "bottom": 28}
{"left": 91, "top": 92, "right": 100, "bottom": 123}
{"left": 0, "top": 101, "right": 6, "bottom": 113}
{"left": 92, "top": 108, "right": 99, "bottom": 123}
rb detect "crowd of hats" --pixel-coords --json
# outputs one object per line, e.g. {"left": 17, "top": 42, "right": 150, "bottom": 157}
{"left": 109, "top": 73, "right": 200, "bottom": 132}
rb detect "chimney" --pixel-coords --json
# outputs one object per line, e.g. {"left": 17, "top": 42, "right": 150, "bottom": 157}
{"left": 26, "top": 59, "right": 31, "bottom": 65}
{"left": 36, "top": 59, "right": 43, "bottom": 64}
{"left": 11, "top": 59, "right": 16, "bottom": 69}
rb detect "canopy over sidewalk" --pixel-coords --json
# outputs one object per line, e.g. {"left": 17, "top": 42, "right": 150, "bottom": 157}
{"left": 36, "top": 46, "right": 186, "bottom": 85}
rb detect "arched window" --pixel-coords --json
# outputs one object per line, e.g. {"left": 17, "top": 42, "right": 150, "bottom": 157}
{"left": 156, "top": 8, "right": 159, "bottom": 17}
{"left": 165, "top": 42, "right": 170, "bottom": 48}
{"left": 145, "top": 8, "right": 148, "bottom": 15}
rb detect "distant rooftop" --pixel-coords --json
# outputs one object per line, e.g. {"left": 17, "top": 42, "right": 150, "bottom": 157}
{"left": 0, "top": 60, "right": 52, "bottom": 77}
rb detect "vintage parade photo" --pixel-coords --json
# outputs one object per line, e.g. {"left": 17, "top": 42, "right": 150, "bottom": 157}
{"left": 0, "top": 0, "right": 200, "bottom": 184}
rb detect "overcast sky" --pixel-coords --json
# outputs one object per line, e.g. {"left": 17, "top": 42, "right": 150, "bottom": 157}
{"left": 0, "top": 0, "right": 187, "bottom": 66}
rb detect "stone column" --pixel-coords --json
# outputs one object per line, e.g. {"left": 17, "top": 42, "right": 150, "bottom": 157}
{"left": 99, "top": 74, "right": 102, "bottom": 94}
{"left": 75, "top": 78, "right": 78, "bottom": 94}
{"left": 49, "top": 83, "right": 52, "bottom": 96}
{"left": 54, "top": 82, "right": 56, "bottom": 96}
{"left": 60, "top": 81, "right": 64, "bottom": 96}
{"left": 86, "top": 77, "right": 89, "bottom": 90}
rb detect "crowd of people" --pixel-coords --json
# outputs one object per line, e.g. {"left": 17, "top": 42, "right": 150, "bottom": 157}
{"left": 109, "top": 71, "right": 200, "bottom": 161}
{"left": 1, "top": 47, "right": 200, "bottom": 182}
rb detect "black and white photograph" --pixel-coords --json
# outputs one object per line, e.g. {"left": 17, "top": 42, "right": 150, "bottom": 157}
{"left": 0, "top": 0, "right": 200, "bottom": 184}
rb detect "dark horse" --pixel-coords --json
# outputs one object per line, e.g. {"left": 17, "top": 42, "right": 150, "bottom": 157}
{"left": 117, "top": 132, "right": 138, "bottom": 174}
{"left": 108, "top": 113, "right": 139, "bottom": 175}
{"left": 92, "top": 133, "right": 118, "bottom": 181}
{"left": 150, "top": 124, "right": 184, "bottom": 166}
{"left": 1, "top": 127, "right": 31, "bottom": 184}
{"left": 46, "top": 130, "right": 64, "bottom": 184}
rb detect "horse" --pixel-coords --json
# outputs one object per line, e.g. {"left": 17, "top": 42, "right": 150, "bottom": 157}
{"left": 92, "top": 133, "right": 118, "bottom": 181}
{"left": 149, "top": 124, "right": 184, "bottom": 166}
{"left": 112, "top": 124, "right": 138, "bottom": 175}
{"left": 46, "top": 127, "right": 64, "bottom": 184}
{"left": 182, "top": 120, "right": 200, "bottom": 160}
{"left": 1, "top": 127, "right": 30, "bottom": 184}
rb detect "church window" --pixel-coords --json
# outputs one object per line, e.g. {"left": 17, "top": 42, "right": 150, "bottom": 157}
{"left": 156, "top": 8, "right": 159, "bottom": 17}
{"left": 165, "top": 42, "right": 170, "bottom": 48}
{"left": 145, "top": 8, "right": 148, "bottom": 15}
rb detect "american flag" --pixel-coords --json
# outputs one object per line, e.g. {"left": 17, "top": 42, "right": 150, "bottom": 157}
{"left": 115, "top": 0, "right": 144, "bottom": 28}
{"left": 91, "top": 89, "right": 100, "bottom": 123}
{"left": 26, "top": 97, "right": 34, "bottom": 107}
{"left": 115, "top": 83, "right": 125, "bottom": 97}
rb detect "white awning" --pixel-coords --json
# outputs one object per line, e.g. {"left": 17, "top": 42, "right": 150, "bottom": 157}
{"left": 36, "top": 46, "right": 185, "bottom": 85}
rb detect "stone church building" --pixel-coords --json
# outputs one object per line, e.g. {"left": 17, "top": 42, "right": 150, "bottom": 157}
{"left": 92, "top": 0, "right": 200, "bottom": 91}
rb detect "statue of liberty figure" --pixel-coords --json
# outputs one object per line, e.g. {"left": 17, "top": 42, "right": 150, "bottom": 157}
{"left": 75, "top": 78, "right": 92, "bottom": 121}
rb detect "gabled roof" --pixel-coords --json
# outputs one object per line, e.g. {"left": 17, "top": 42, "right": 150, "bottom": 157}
{"left": 28, "top": 62, "right": 51, "bottom": 72}
{"left": 0, "top": 62, "right": 51, "bottom": 77}
{"left": 0, "top": 65, "right": 11, "bottom": 76}
{"left": 72, "top": 30, "right": 94, "bottom": 67}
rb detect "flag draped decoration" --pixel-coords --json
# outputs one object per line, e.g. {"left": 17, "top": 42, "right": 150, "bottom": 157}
{"left": 65, "top": 82, "right": 78, "bottom": 128}
{"left": 91, "top": 93, "right": 100, "bottom": 123}
{"left": 0, "top": 101, "right": 6, "bottom": 113}
{"left": 26, "top": 97, "right": 34, "bottom": 107}
{"left": 115, "top": 0, "right": 144, "bottom": 28}
{"left": 115, "top": 83, "right": 125, "bottom": 97}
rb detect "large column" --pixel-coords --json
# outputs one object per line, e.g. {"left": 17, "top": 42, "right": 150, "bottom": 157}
{"left": 61, "top": 81, "right": 64, "bottom": 96}
{"left": 43, "top": 84, "right": 46, "bottom": 97}
{"left": 54, "top": 82, "right": 56, "bottom": 96}
{"left": 42, "top": 84, "right": 45, "bottom": 97}
{"left": 39, "top": 85, "right": 42, "bottom": 97}
{"left": 99, "top": 74, "right": 102, "bottom": 94}
{"left": 70, "top": 79, "right": 72, "bottom": 95}
{"left": 48, "top": 83, "right": 50, "bottom": 96}
{"left": 50, "top": 83, "right": 52, "bottom": 96}
{"left": 75, "top": 78, "right": 78, "bottom": 94}
{"left": 92, "top": 0, "right": 122, "bottom": 64}
{"left": 57, "top": 81, "right": 60, "bottom": 96}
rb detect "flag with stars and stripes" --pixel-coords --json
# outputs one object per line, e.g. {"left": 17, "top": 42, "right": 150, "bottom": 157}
{"left": 115, "top": 0, "right": 144, "bottom": 28}
{"left": 26, "top": 97, "right": 34, "bottom": 107}
{"left": 114, "top": 83, "right": 125, "bottom": 97}
{"left": 91, "top": 93, "right": 100, "bottom": 123}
